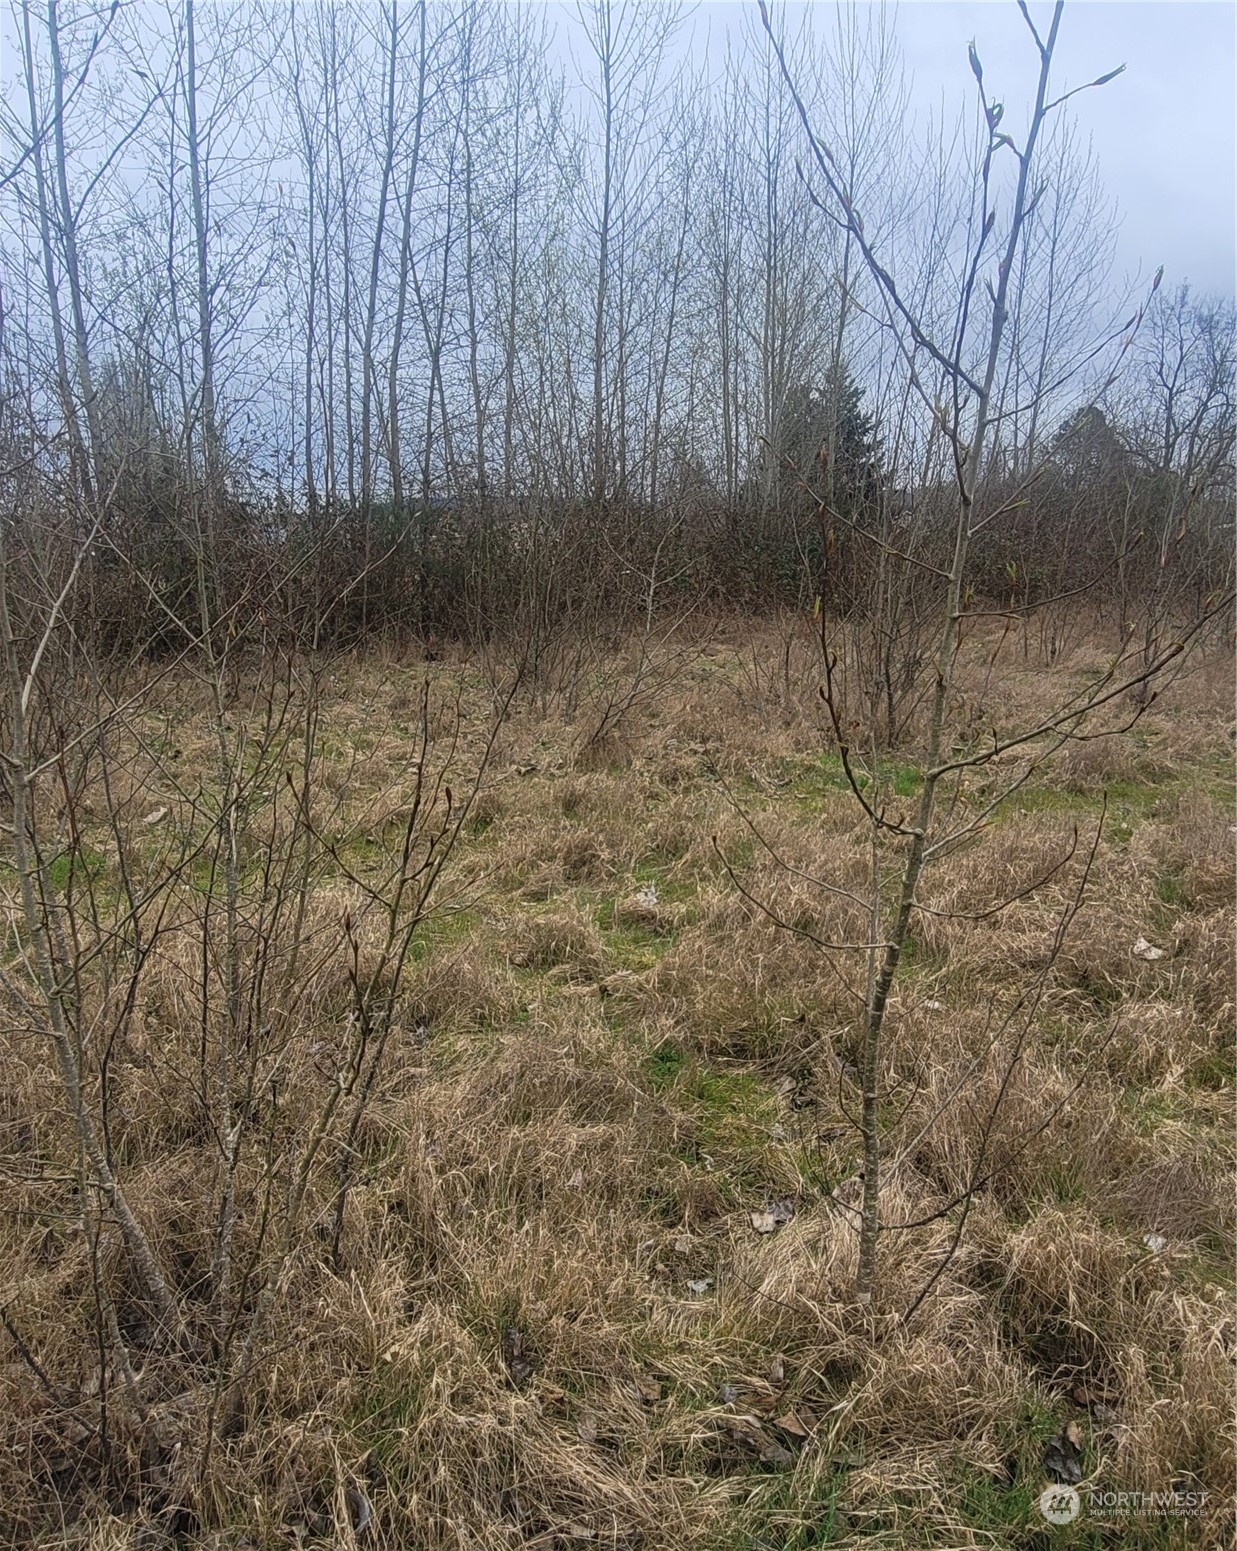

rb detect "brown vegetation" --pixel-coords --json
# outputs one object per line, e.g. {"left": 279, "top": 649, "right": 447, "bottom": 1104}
{"left": 1, "top": 621, "right": 1231, "bottom": 1550}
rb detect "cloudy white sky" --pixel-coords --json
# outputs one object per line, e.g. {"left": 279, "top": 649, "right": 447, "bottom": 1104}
{"left": 685, "top": 1, "right": 1235, "bottom": 299}
{"left": 891, "top": 1, "right": 1235, "bottom": 297}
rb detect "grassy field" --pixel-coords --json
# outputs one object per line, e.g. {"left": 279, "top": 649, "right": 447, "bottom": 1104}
{"left": 2, "top": 621, "right": 1233, "bottom": 1550}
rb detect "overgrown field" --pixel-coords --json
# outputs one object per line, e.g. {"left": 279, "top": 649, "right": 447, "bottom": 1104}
{"left": 2, "top": 623, "right": 1233, "bottom": 1550}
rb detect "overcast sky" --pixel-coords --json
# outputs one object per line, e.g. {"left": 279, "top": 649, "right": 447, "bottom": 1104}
{"left": 686, "top": 1, "right": 1235, "bottom": 300}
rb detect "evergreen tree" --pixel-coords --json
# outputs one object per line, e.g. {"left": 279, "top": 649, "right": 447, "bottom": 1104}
{"left": 775, "top": 363, "right": 883, "bottom": 518}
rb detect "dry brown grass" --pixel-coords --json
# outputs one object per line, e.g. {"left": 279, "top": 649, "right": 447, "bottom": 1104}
{"left": 2, "top": 621, "right": 1233, "bottom": 1550}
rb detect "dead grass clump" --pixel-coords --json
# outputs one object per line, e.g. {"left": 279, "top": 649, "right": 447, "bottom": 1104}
{"left": 1104, "top": 1138, "right": 1236, "bottom": 1251}
{"left": 487, "top": 800, "right": 631, "bottom": 896}
{"left": 739, "top": 863, "right": 871, "bottom": 952}
{"left": 888, "top": 1020, "right": 1127, "bottom": 1213}
{"left": 994, "top": 1207, "right": 1151, "bottom": 1382}
{"left": 642, "top": 747, "right": 712, "bottom": 791}
{"left": 433, "top": 1024, "right": 647, "bottom": 1132}
{"left": 281, "top": 882, "right": 390, "bottom": 1019}
{"left": 0, "top": 1027, "right": 77, "bottom": 1162}
{"left": 640, "top": 789, "right": 740, "bottom": 876}
{"left": 469, "top": 785, "right": 507, "bottom": 831}
{"left": 1133, "top": 788, "right": 1235, "bottom": 910}
{"left": 571, "top": 727, "right": 637, "bottom": 772}
{"left": 401, "top": 945, "right": 517, "bottom": 1031}
{"left": 856, "top": 1305, "right": 1023, "bottom": 1455}
{"left": 1107, "top": 1297, "right": 1236, "bottom": 1543}
{"left": 717, "top": 1205, "right": 861, "bottom": 1353}
{"left": 925, "top": 813, "right": 1078, "bottom": 921}
{"left": 611, "top": 887, "right": 681, "bottom": 934}
{"left": 716, "top": 1184, "right": 1024, "bottom": 1480}
{"left": 507, "top": 907, "right": 607, "bottom": 979}
{"left": 557, "top": 828, "right": 616, "bottom": 883}
{"left": 344, "top": 1300, "right": 686, "bottom": 1550}
{"left": 648, "top": 913, "right": 855, "bottom": 1059}
{"left": 1100, "top": 998, "right": 1215, "bottom": 1085}
{"left": 30, "top": 1514, "right": 142, "bottom": 1551}
{"left": 1176, "top": 907, "right": 1236, "bottom": 1023}
{"left": 1055, "top": 732, "right": 1155, "bottom": 792}
{"left": 120, "top": 1150, "right": 220, "bottom": 1299}
{"left": 1050, "top": 895, "right": 1179, "bottom": 1008}
{"left": 555, "top": 777, "right": 590, "bottom": 817}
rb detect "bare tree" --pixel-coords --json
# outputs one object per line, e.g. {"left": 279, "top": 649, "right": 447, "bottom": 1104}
{"left": 756, "top": 0, "right": 1228, "bottom": 1302}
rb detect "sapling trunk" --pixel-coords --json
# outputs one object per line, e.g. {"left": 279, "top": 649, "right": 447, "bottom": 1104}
{"left": 779, "top": 0, "right": 1070, "bottom": 1300}
{"left": 0, "top": 540, "right": 185, "bottom": 1343}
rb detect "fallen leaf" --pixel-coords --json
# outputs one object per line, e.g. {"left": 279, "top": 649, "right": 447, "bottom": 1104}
{"left": 1143, "top": 1232, "right": 1168, "bottom": 1253}
{"left": 725, "top": 1415, "right": 765, "bottom": 1450}
{"left": 750, "top": 1211, "right": 778, "bottom": 1235}
{"left": 501, "top": 1326, "right": 535, "bottom": 1385}
{"left": 773, "top": 1405, "right": 818, "bottom": 1440}
{"left": 564, "top": 1525, "right": 595, "bottom": 1542}
{"left": 759, "top": 1439, "right": 795, "bottom": 1466}
{"left": 923, "top": 998, "right": 944, "bottom": 1011}
{"left": 766, "top": 1353, "right": 785, "bottom": 1385}
{"left": 686, "top": 1276, "right": 714, "bottom": 1294}
{"left": 1132, "top": 936, "right": 1166, "bottom": 961}
{"left": 575, "top": 1410, "right": 598, "bottom": 1443}
{"left": 673, "top": 1234, "right": 692, "bottom": 1256}
{"left": 1043, "top": 1423, "right": 1085, "bottom": 1484}
{"left": 143, "top": 806, "right": 168, "bottom": 825}
{"left": 716, "top": 1382, "right": 739, "bottom": 1405}
{"left": 755, "top": 1197, "right": 796, "bottom": 1228}
{"left": 634, "top": 884, "right": 658, "bottom": 907}
{"left": 632, "top": 1374, "right": 661, "bottom": 1404}
{"left": 344, "top": 1485, "right": 372, "bottom": 1536}
{"left": 565, "top": 1169, "right": 585, "bottom": 1189}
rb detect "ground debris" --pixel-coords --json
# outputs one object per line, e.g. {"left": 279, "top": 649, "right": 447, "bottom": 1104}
{"left": 1042, "top": 1421, "right": 1085, "bottom": 1484}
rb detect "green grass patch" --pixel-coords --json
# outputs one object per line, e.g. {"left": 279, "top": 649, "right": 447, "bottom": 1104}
{"left": 1153, "top": 871, "right": 1187, "bottom": 908}
{"left": 996, "top": 778, "right": 1165, "bottom": 843}
{"left": 782, "top": 751, "right": 924, "bottom": 808}
{"left": 645, "top": 1041, "right": 688, "bottom": 1090}
{"left": 718, "top": 1463, "right": 850, "bottom": 1548}
{"left": 601, "top": 919, "right": 670, "bottom": 970}
{"left": 1186, "top": 1049, "right": 1236, "bottom": 1091}
{"left": 687, "top": 1067, "right": 777, "bottom": 1150}
{"left": 46, "top": 845, "right": 108, "bottom": 893}
{"left": 1120, "top": 1086, "right": 1175, "bottom": 1133}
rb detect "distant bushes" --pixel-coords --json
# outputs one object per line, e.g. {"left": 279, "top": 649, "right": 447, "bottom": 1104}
{"left": 22, "top": 472, "right": 1230, "bottom": 662}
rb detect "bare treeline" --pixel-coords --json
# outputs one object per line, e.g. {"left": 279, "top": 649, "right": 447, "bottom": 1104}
{"left": 1, "top": 0, "right": 1233, "bottom": 652}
